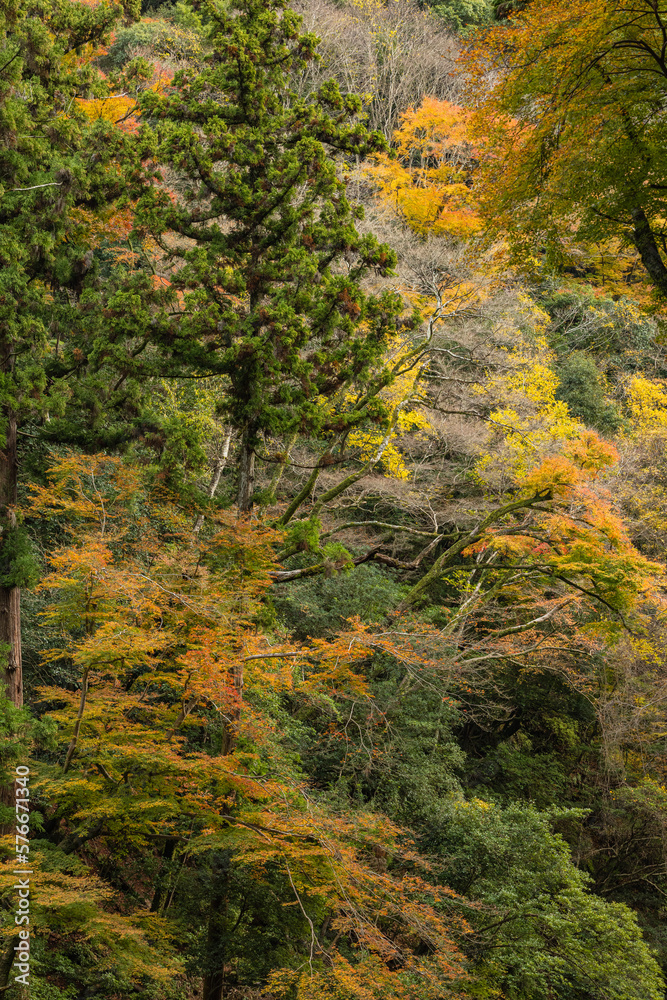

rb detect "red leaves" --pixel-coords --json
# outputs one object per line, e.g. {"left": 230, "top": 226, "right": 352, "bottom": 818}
{"left": 337, "top": 287, "right": 362, "bottom": 319}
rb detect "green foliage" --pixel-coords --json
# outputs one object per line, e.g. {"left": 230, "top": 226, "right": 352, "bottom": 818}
{"left": 456, "top": 666, "right": 599, "bottom": 809}
{"left": 540, "top": 286, "right": 659, "bottom": 370}
{"left": 0, "top": 526, "right": 40, "bottom": 589}
{"left": 427, "top": 0, "right": 493, "bottom": 32}
{"left": 467, "top": 0, "right": 667, "bottom": 296}
{"left": 274, "top": 562, "right": 406, "bottom": 639}
{"left": 103, "top": 6, "right": 205, "bottom": 67}
{"left": 281, "top": 515, "right": 323, "bottom": 557}
{"left": 491, "top": 0, "right": 531, "bottom": 18}
{"left": 129, "top": 0, "right": 414, "bottom": 507}
{"left": 427, "top": 799, "right": 665, "bottom": 1000}
{"left": 554, "top": 352, "right": 622, "bottom": 434}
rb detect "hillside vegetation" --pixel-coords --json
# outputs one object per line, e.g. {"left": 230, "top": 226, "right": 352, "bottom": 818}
{"left": 2, "top": 0, "right": 667, "bottom": 998}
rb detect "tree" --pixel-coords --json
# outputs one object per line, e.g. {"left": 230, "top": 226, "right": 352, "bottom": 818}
{"left": 554, "top": 352, "right": 622, "bottom": 434}
{"left": 466, "top": 0, "right": 667, "bottom": 297}
{"left": 426, "top": 799, "right": 665, "bottom": 1000}
{"left": 127, "top": 0, "right": 415, "bottom": 510}
{"left": 19, "top": 452, "right": 470, "bottom": 1000}
{"left": 427, "top": 0, "right": 493, "bottom": 33}
{"left": 365, "top": 97, "right": 480, "bottom": 239}
{"left": 0, "top": 0, "right": 139, "bottom": 705}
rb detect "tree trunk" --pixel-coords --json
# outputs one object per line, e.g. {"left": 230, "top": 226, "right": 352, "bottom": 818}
{"left": 0, "top": 934, "right": 18, "bottom": 990}
{"left": 194, "top": 429, "right": 232, "bottom": 533}
{"left": 202, "top": 887, "right": 226, "bottom": 1000}
{"left": 221, "top": 660, "right": 243, "bottom": 756}
{"left": 235, "top": 433, "right": 256, "bottom": 512}
{"left": 150, "top": 837, "right": 178, "bottom": 914}
{"left": 631, "top": 207, "right": 667, "bottom": 299}
{"left": 0, "top": 408, "right": 21, "bottom": 707}
{"left": 263, "top": 430, "right": 297, "bottom": 507}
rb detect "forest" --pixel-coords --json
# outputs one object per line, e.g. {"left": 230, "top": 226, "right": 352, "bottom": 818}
{"left": 3, "top": 0, "right": 667, "bottom": 997}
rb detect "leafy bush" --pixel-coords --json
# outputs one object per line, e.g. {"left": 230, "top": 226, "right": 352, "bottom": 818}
{"left": 541, "top": 286, "right": 658, "bottom": 368}
{"left": 554, "top": 352, "right": 623, "bottom": 433}
{"left": 103, "top": 5, "right": 205, "bottom": 68}
{"left": 273, "top": 563, "right": 406, "bottom": 639}
{"left": 426, "top": 799, "right": 665, "bottom": 1000}
{"left": 427, "top": 0, "right": 493, "bottom": 31}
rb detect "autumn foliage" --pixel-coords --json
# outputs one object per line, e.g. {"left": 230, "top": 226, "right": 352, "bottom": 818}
{"left": 3, "top": 0, "right": 667, "bottom": 999}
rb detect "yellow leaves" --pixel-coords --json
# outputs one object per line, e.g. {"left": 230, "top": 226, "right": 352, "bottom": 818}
{"left": 475, "top": 389, "right": 581, "bottom": 489}
{"left": 365, "top": 97, "right": 480, "bottom": 239}
{"left": 501, "top": 358, "right": 559, "bottom": 405}
{"left": 339, "top": 334, "right": 431, "bottom": 480}
{"left": 75, "top": 94, "right": 138, "bottom": 132}
{"left": 470, "top": 305, "right": 622, "bottom": 490}
{"left": 393, "top": 97, "right": 472, "bottom": 160}
{"left": 626, "top": 375, "right": 667, "bottom": 432}
{"left": 154, "top": 376, "right": 223, "bottom": 442}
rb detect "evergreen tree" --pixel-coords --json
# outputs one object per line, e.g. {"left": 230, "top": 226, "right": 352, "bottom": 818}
{"left": 132, "top": 0, "right": 410, "bottom": 509}
{"left": 0, "top": 0, "right": 138, "bottom": 704}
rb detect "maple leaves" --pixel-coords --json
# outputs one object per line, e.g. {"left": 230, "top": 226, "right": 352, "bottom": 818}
{"left": 16, "top": 453, "right": 474, "bottom": 998}
{"left": 366, "top": 97, "right": 480, "bottom": 239}
{"left": 464, "top": 0, "right": 667, "bottom": 296}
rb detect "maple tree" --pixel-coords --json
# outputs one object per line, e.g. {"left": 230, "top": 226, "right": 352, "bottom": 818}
{"left": 465, "top": 0, "right": 667, "bottom": 297}
{"left": 366, "top": 97, "right": 480, "bottom": 239}
{"left": 9, "top": 453, "right": 472, "bottom": 999}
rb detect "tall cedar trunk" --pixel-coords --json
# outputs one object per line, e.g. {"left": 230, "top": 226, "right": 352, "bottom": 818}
{"left": 150, "top": 837, "right": 178, "bottom": 914}
{"left": 0, "top": 401, "right": 20, "bottom": 830}
{"left": 235, "top": 434, "right": 256, "bottom": 512}
{"left": 0, "top": 407, "right": 21, "bottom": 707}
{"left": 631, "top": 207, "right": 667, "bottom": 299}
{"left": 202, "top": 887, "right": 226, "bottom": 1000}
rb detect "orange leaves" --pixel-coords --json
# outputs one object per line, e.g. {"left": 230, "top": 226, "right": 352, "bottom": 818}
{"left": 522, "top": 431, "right": 619, "bottom": 497}
{"left": 563, "top": 431, "right": 618, "bottom": 476}
{"left": 68, "top": 203, "right": 136, "bottom": 257}
{"left": 27, "top": 453, "right": 147, "bottom": 535}
{"left": 522, "top": 454, "right": 583, "bottom": 497}
{"left": 28, "top": 453, "right": 474, "bottom": 995}
{"left": 460, "top": 427, "right": 663, "bottom": 632}
{"left": 392, "top": 97, "right": 473, "bottom": 161}
{"left": 232, "top": 806, "right": 468, "bottom": 1000}
{"left": 366, "top": 97, "right": 480, "bottom": 238}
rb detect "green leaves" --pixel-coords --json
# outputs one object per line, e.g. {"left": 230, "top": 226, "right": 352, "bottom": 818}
{"left": 126, "top": 0, "right": 413, "bottom": 505}
{"left": 429, "top": 799, "right": 665, "bottom": 1000}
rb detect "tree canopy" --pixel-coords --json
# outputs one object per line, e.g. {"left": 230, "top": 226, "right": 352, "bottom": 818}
{"left": 1, "top": 1, "right": 667, "bottom": 999}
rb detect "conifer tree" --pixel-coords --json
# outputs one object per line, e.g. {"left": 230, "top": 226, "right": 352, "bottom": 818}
{"left": 133, "top": 0, "right": 409, "bottom": 509}
{"left": 0, "top": 0, "right": 138, "bottom": 704}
